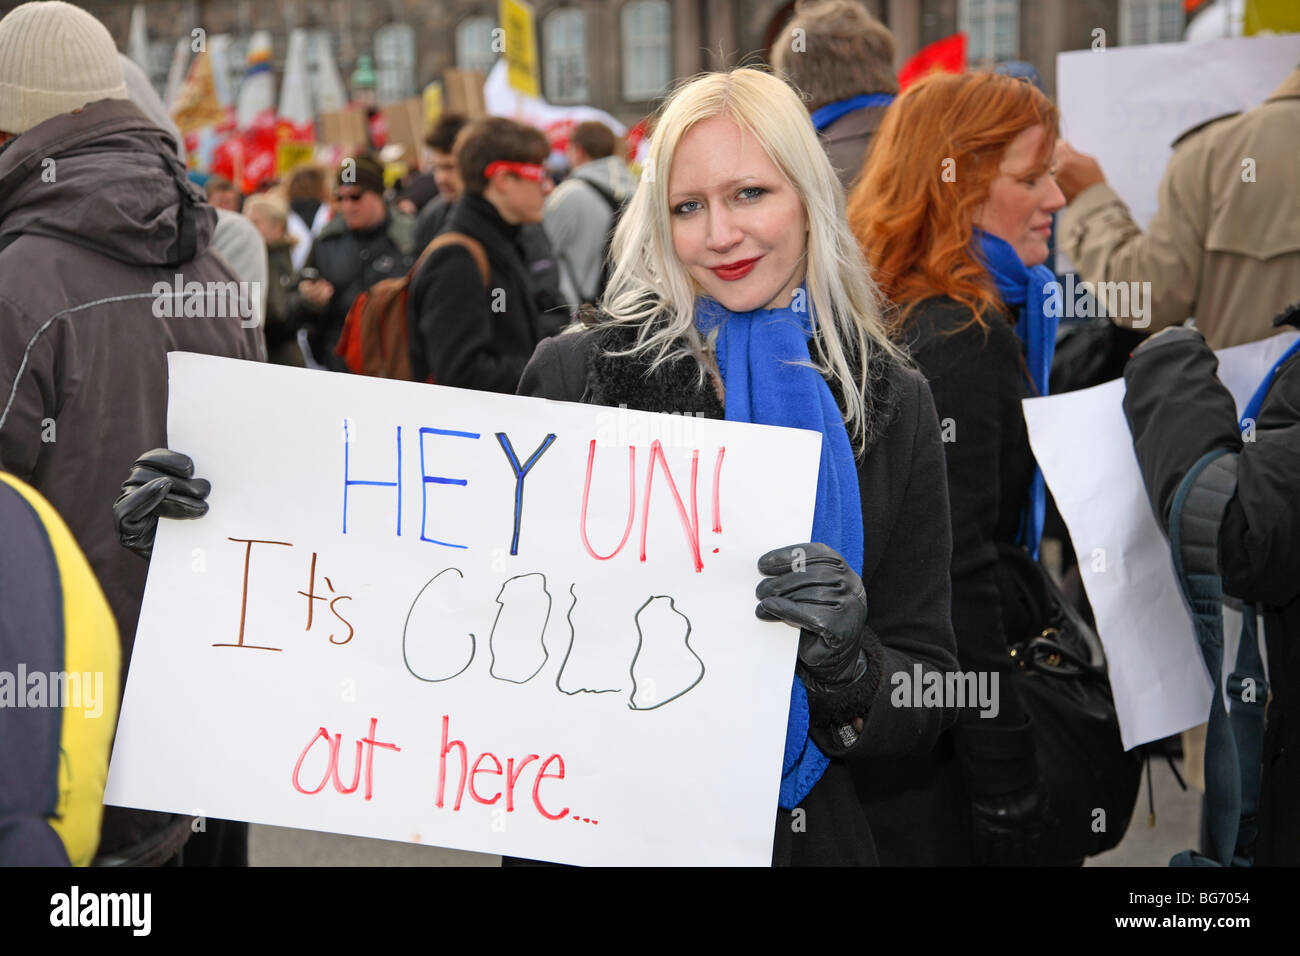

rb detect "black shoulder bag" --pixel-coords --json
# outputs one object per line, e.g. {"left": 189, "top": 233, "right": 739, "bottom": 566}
{"left": 998, "top": 542, "right": 1143, "bottom": 861}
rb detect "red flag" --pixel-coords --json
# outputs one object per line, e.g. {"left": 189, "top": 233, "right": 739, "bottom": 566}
{"left": 898, "top": 33, "right": 967, "bottom": 91}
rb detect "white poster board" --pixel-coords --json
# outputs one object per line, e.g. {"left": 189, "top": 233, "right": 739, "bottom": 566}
{"left": 1056, "top": 34, "right": 1300, "bottom": 232}
{"left": 1023, "top": 332, "right": 1298, "bottom": 750}
{"left": 104, "top": 354, "right": 823, "bottom": 866}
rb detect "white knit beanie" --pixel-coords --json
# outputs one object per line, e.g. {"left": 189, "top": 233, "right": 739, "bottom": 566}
{"left": 0, "top": 1, "right": 129, "bottom": 134}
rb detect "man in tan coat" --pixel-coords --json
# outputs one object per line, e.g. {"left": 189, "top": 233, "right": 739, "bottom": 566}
{"left": 1055, "top": 66, "right": 1300, "bottom": 350}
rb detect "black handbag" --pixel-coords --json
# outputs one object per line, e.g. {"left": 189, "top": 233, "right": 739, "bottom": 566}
{"left": 997, "top": 542, "right": 1143, "bottom": 861}
{"left": 1049, "top": 316, "right": 1149, "bottom": 394}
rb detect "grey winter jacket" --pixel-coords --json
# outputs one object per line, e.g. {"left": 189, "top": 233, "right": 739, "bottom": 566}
{"left": 0, "top": 97, "right": 264, "bottom": 862}
{"left": 542, "top": 156, "right": 637, "bottom": 307}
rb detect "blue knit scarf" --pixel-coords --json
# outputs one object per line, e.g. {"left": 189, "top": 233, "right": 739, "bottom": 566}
{"left": 810, "top": 93, "right": 896, "bottom": 132}
{"left": 973, "top": 229, "right": 1058, "bottom": 560}
{"left": 696, "top": 289, "right": 863, "bottom": 809}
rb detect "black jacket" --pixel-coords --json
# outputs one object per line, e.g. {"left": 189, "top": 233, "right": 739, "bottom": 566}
{"left": 297, "top": 209, "right": 417, "bottom": 368}
{"left": 409, "top": 194, "right": 550, "bottom": 392}
{"left": 899, "top": 296, "right": 1043, "bottom": 863}
{"left": 1123, "top": 315, "right": 1300, "bottom": 865}
{"left": 416, "top": 195, "right": 568, "bottom": 331}
{"left": 517, "top": 319, "right": 959, "bottom": 865}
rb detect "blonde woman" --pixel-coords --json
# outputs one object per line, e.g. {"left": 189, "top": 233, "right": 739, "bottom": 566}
{"left": 517, "top": 68, "right": 959, "bottom": 865}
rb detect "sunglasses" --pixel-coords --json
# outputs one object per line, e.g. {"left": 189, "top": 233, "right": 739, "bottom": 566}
{"left": 484, "top": 161, "right": 550, "bottom": 183}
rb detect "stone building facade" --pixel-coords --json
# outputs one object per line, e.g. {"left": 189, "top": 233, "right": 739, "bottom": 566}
{"left": 5, "top": 0, "right": 1186, "bottom": 125}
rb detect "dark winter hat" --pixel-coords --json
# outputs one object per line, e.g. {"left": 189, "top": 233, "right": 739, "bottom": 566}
{"left": 338, "top": 154, "right": 385, "bottom": 196}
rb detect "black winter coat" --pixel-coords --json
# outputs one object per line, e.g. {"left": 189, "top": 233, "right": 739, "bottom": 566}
{"left": 896, "top": 296, "right": 1043, "bottom": 865}
{"left": 517, "top": 319, "right": 960, "bottom": 865}
{"left": 409, "top": 194, "right": 554, "bottom": 392}
{"left": 298, "top": 210, "right": 417, "bottom": 369}
{"left": 416, "top": 195, "right": 569, "bottom": 332}
{"left": 1123, "top": 316, "right": 1300, "bottom": 866}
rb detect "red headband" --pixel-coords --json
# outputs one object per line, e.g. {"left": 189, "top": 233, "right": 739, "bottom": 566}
{"left": 484, "top": 160, "right": 547, "bottom": 182}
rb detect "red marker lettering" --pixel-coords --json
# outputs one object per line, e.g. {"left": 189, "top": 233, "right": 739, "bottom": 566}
{"left": 639, "top": 441, "right": 703, "bottom": 572}
{"left": 437, "top": 714, "right": 468, "bottom": 811}
{"left": 580, "top": 441, "right": 637, "bottom": 560}
{"left": 532, "top": 754, "right": 569, "bottom": 820}
{"left": 712, "top": 446, "right": 726, "bottom": 533}
{"left": 291, "top": 727, "right": 333, "bottom": 795}
{"left": 470, "top": 752, "right": 504, "bottom": 805}
{"left": 505, "top": 754, "right": 540, "bottom": 812}
{"left": 360, "top": 717, "right": 401, "bottom": 800}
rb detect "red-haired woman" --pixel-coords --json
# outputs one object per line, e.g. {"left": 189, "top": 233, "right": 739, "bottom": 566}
{"left": 848, "top": 71, "right": 1067, "bottom": 865}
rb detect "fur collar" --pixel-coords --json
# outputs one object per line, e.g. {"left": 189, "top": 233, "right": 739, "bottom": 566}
{"left": 582, "top": 311, "right": 904, "bottom": 453}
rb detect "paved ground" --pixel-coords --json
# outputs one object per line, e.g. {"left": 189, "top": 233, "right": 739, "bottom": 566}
{"left": 249, "top": 749, "right": 1199, "bottom": 866}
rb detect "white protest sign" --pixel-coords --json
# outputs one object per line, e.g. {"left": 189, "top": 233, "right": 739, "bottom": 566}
{"left": 104, "top": 353, "right": 823, "bottom": 866}
{"left": 1056, "top": 34, "right": 1300, "bottom": 233}
{"left": 1023, "top": 332, "right": 1298, "bottom": 750}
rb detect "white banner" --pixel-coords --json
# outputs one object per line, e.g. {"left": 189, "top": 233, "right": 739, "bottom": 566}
{"left": 1056, "top": 34, "right": 1300, "bottom": 232}
{"left": 1023, "top": 332, "right": 1299, "bottom": 750}
{"left": 104, "top": 354, "right": 822, "bottom": 866}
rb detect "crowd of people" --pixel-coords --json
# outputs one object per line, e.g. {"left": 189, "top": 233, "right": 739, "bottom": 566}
{"left": 1, "top": 0, "right": 1297, "bottom": 868}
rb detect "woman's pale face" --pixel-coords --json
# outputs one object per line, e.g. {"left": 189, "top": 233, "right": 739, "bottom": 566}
{"left": 971, "top": 124, "right": 1066, "bottom": 267}
{"left": 667, "top": 115, "right": 808, "bottom": 312}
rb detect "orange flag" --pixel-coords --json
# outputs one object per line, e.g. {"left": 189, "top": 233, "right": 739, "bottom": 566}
{"left": 171, "top": 50, "right": 225, "bottom": 135}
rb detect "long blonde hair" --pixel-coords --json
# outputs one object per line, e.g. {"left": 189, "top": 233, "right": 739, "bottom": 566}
{"left": 598, "top": 67, "right": 903, "bottom": 449}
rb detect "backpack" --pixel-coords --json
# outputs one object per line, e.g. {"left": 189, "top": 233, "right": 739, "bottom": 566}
{"left": 560, "top": 178, "right": 628, "bottom": 306}
{"left": 335, "top": 231, "right": 489, "bottom": 380}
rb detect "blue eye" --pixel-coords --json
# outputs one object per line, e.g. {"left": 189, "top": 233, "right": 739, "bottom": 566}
{"left": 738, "top": 186, "right": 766, "bottom": 201}
{"left": 673, "top": 200, "right": 701, "bottom": 216}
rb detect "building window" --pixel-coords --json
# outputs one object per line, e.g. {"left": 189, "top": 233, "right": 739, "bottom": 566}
{"left": 544, "top": 8, "right": 589, "bottom": 104}
{"left": 457, "top": 15, "right": 498, "bottom": 77}
{"left": 1120, "top": 0, "right": 1185, "bottom": 45}
{"left": 960, "top": 0, "right": 1020, "bottom": 64}
{"left": 375, "top": 22, "right": 416, "bottom": 103}
{"left": 622, "top": 0, "right": 671, "bottom": 102}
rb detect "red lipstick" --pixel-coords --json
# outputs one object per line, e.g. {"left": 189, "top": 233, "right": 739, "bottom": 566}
{"left": 711, "top": 256, "right": 761, "bottom": 281}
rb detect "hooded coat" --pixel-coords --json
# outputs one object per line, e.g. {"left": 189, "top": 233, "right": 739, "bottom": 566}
{"left": 0, "top": 97, "right": 264, "bottom": 862}
{"left": 542, "top": 155, "right": 638, "bottom": 308}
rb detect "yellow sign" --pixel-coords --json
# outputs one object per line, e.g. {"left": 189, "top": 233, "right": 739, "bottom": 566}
{"left": 1245, "top": 0, "right": 1300, "bottom": 35}
{"left": 423, "top": 82, "right": 444, "bottom": 128}
{"left": 275, "top": 142, "right": 315, "bottom": 176}
{"left": 500, "top": 0, "right": 540, "bottom": 98}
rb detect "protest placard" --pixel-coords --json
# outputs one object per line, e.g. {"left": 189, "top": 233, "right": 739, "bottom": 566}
{"left": 103, "top": 354, "right": 822, "bottom": 866}
{"left": 1056, "top": 34, "right": 1300, "bottom": 234}
{"left": 1023, "top": 332, "right": 1298, "bottom": 750}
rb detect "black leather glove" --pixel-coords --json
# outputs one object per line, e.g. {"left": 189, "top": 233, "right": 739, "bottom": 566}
{"left": 112, "top": 449, "right": 210, "bottom": 560}
{"left": 755, "top": 542, "right": 869, "bottom": 693}
{"left": 970, "top": 785, "right": 1051, "bottom": 866}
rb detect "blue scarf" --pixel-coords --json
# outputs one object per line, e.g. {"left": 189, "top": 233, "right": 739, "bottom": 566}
{"left": 696, "top": 289, "right": 863, "bottom": 809}
{"left": 810, "top": 93, "right": 896, "bottom": 132}
{"left": 973, "top": 229, "right": 1058, "bottom": 560}
{"left": 1241, "top": 336, "right": 1300, "bottom": 432}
